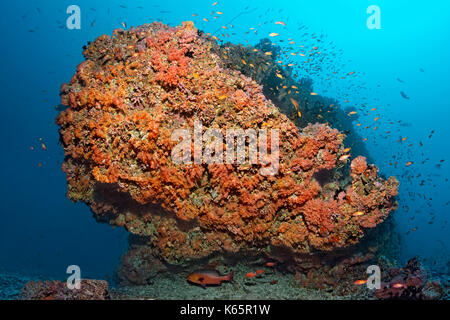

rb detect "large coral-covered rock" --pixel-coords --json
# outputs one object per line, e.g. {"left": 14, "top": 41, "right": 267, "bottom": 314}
{"left": 56, "top": 21, "right": 398, "bottom": 264}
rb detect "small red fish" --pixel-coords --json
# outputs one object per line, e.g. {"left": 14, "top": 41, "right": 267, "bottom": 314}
{"left": 187, "top": 270, "right": 233, "bottom": 288}
{"left": 354, "top": 279, "right": 367, "bottom": 285}
{"left": 256, "top": 269, "right": 264, "bottom": 275}
{"left": 266, "top": 262, "right": 277, "bottom": 267}
{"left": 246, "top": 272, "right": 256, "bottom": 278}
{"left": 392, "top": 283, "right": 406, "bottom": 289}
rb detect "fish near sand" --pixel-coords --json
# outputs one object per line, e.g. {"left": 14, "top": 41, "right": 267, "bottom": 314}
{"left": 187, "top": 270, "right": 233, "bottom": 288}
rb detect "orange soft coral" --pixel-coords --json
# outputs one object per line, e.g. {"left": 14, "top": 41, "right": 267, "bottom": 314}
{"left": 351, "top": 156, "right": 368, "bottom": 177}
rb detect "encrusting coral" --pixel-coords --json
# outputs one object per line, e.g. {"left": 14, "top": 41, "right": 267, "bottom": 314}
{"left": 56, "top": 21, "right": 398, "bottom": 264}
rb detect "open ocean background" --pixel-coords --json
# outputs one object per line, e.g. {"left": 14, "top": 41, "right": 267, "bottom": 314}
{"left": 0, "top": 0, "right": 448, "bottom": 281}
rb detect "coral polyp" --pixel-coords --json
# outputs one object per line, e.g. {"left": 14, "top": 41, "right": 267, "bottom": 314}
{"left": 56, "top": 21, "right": 398, "bottom": 264}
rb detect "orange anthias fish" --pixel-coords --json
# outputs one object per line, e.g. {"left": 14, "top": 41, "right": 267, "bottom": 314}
{"left": 339, "top": 154, "right": 351, "bottom": 161}
{"left": 246, "top": 272, "right": 257, "bottom": 278}
{"left": 266, "top": 262, "right": 277, "bottom": 267}
{"left": 290, "top": 97, "right": 299, "bottom": 109}
{"left": 187, "top": 270, "right": 233, "bottom": 288}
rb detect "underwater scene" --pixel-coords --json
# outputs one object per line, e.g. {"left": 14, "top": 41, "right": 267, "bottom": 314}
{"left": 1, "top": 0, "right": 449, "bottom": 303}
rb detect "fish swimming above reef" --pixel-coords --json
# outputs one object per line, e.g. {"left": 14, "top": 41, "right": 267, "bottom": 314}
{"left": 187, "top": 270, "right": 233, "bottom": 288}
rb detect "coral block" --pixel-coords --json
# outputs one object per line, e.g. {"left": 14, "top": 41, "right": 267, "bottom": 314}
{"left": 56, "top": 21, "right": 398, "bottom": 264}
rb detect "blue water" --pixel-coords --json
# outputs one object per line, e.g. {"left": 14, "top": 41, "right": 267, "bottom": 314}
{"left": 0, "top": 0, "right": 449, "bottom": 282}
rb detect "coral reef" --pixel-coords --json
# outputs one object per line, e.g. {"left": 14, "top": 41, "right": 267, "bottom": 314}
{"left": 56, "top": 21, "right": 398, "bottom": 266}
{"left": 20, "top": 280, "right": 110, "bottom": 300}
{"left": 292, "top": 251, "right": 377, "bottom": 295}
{"left": 374, "top": 257, "right": 443, "bottom": 300}
{"left": 117, "top": 245, "right": 168, "bottom": 286}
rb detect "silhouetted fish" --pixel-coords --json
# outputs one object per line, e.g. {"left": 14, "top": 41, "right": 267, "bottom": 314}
{"left": 400, "top": 91, "right": 410, "bottom": 100}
